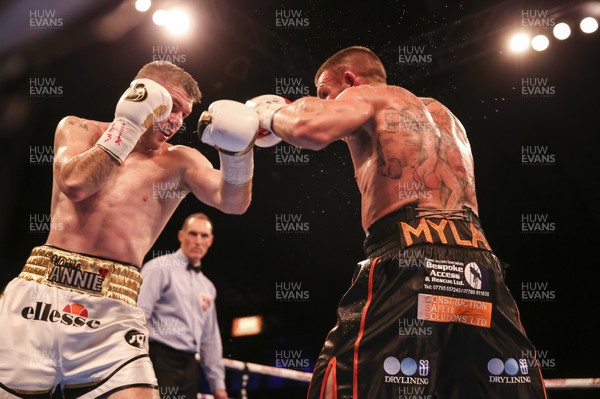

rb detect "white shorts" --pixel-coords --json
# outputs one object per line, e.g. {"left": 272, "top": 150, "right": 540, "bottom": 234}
{"left": 0, "top": 246, "right": 158, "bottom": 398}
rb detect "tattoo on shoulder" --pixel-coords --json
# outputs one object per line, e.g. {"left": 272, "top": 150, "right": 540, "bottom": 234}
{"left": 386, "top": 86, "right": 405, "bottom": 95}
{"left": 383, "top": 108, "right": 402, "bottom": 133}
{"left": 67, "top": 119, "right": 89, "bottom": 131}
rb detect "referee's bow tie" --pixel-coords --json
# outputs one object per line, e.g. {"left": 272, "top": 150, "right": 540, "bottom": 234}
{"left": 187, "top": 263, "right": 202, "bottom": 273}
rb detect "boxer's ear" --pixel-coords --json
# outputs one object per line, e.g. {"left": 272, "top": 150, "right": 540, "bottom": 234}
{"left": 343, "top": 71, "right": 358, "bottom": 87}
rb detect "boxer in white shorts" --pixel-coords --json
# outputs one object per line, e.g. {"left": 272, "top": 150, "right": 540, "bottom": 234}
{"left": 0, "top": 246, "right": 154, "bottom": 398}
{"left": 0, "top": 61, "right": 262, "bottom": 398}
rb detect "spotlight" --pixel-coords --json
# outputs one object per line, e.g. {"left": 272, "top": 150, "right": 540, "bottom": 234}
{"left": 135, "top": 0, "right": 151, "bottom": 13}
{"left": 510, "top": 33, "right": 530, "bottom": 52}
{"left": 165, "top": 9, "right": 191, "bottom": 36}
{"left": 553, "top": 22, "right": 571, "bottom": 40}
{"left": 580, "top": 17, "right": 598, "bottom": 34}
{"left": 152, "top": 9, "right": 169, "bottom": 26}
{"left": 531, "top": 35, "right": 550, "bottom": 51}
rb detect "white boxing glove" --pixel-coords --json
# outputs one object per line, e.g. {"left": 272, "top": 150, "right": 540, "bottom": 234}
{"left": 200, "top": 100, "right": 259, "bottom": 154}
{"left": 198, "top": 100, "right": 259, "bottom": 185}
{"left": 245, "top": 95, "right": 290, "bottom": 147}
{"left": 97, "top": 78, "right": 172, "bottom": 164}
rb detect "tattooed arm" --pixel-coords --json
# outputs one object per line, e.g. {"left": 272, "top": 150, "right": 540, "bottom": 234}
{"left": 53, "top": 116, "right": 119, "bottom": 202}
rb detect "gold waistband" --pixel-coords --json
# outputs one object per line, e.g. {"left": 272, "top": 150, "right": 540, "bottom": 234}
{"left": 18, "top": 245, "right": 142, "bottom": 306}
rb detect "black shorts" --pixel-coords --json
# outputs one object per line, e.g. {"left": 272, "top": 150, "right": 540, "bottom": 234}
{"left": 307, "top": 207, "right": 547, "bottom": 399}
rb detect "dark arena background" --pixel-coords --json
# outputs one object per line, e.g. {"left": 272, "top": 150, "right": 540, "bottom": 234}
{"left": 1, "top": 0, "right": 599, "bottom": 398}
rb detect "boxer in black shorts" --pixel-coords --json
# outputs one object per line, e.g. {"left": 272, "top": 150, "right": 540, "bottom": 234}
{"left": 246, "top": 46, "right": 547, "bottom": 398}
{"left": 305, "top": 206, "right": 545, "bottom": 398}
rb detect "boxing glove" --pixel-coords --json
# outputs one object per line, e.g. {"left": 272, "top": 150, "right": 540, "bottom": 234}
{"left": 200, "top": 100, "right": 259, "bottom": 154}
{"left": 97, "top": 78, "right": 173, "bottom": 164}
{"left": 245, "top": 95, "right": 290, "bottom": 147}
{"left": 198, "top": 100, "right": 259, "bottom": 185}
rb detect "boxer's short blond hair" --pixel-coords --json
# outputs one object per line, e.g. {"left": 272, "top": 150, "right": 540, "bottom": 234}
{"left": 136, "top": 61, "right": 202, "bottom": 103}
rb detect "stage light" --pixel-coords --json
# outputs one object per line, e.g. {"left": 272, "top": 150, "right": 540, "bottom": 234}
{"left": 553, "top": 22, "right": 571, "bottom": 40}
{"left": 510, "top": 33, "right": 530, "bottom": 52}
{"left": 232, "top": 315, "right": 264, "bottom": 337}
{"left": 580, "top": 17, "right": 598, "bottom": 33}
{"left": 152, "top": 9, "right": 169, "bottom": 26}
{"left": 135, "top": 0, "right": 151, "bottom": 12}
{"left": 165, "top": 9, "right": 191, "bottom": 36}
{"left": 531, "top": 35, "right": 550, "bottom": 51}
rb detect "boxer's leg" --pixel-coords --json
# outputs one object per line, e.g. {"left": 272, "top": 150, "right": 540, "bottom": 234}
{"left": 0, "top": 279, "right": 57, "bottom": 396}
{"left": 309, "top": 255, "right": 422, "bottom": 398}
{"left": 323, "top": 367, "right": 336, "bottom": 399}
{"left": 105, "top": 387, "right": 159, "bottom": 399}
{"left": 61, "top": 295, "right": 157, "bottom": 399}
{"left": 66, "top": 356, "right": 157, "bottom": 399}
{"left": 307, "top": 260, "right": 373, "bottom": 399}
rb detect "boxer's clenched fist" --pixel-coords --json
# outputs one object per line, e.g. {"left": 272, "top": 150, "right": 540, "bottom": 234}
{"left": 97, "top": 79, "right": 173, "bottom": 164}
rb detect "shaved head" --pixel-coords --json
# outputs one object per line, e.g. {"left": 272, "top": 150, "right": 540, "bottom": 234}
{"left": 315, "top": 46, "right": 387, "bottom": 86}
